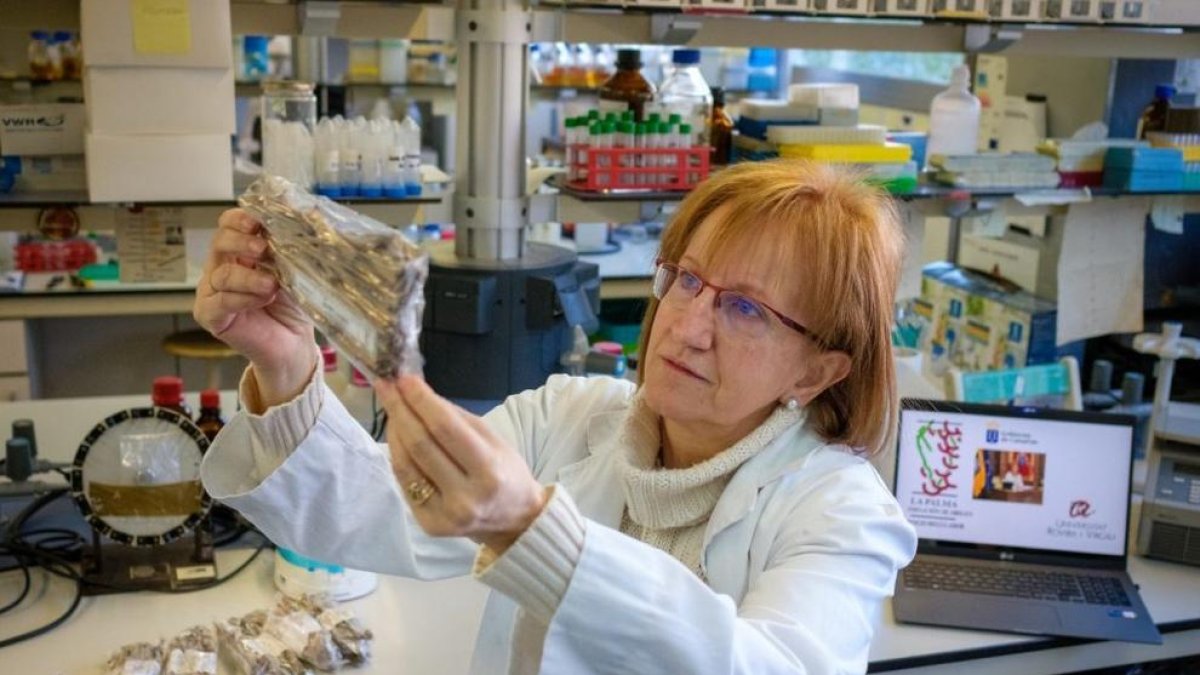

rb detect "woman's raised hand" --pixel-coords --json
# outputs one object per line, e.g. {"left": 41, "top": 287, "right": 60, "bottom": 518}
{"left": 375, "top": 376, "right": 548, "bottom": 553}
{"left": 194, "top": 208, "right": 316, "bottom": 407}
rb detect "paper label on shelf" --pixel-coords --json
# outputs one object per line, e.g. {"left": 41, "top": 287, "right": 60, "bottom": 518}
{"left": 1056, "top": 199, "right": 1148, "bottom": 346}
{"left": 971, "top": 208, "right": 1009, "bottom": 238}
{"left": 1150, "top": 196, "right": 1185, "bottom": 235}
{"left": 1014, "top": 189, "right": 1092, "bottom": 207}
{"left": 132, "top": 0, "right": 192, "bottom": 56}
{"left": 114, "top": 207, "right": 187, "bottom": 283}
{"left": 897, "top": 202, "right": 925, "bottom": 301}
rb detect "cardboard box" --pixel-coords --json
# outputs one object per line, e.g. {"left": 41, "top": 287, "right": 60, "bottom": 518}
{"left": 920, "top": 262, "right": 1064, "bottom": 375}
{"left": 81, "top": 0, "right": 232, "bottom": 69}
{"left": 10, "top": 155, "right": 88, "bottom": 192}
{"left": 958, "top": 219, "right": 1063, "bottom": 300}
{"left": 86, "top": 132, "right": 232, "bottom": 202}
{"left": 85, "top": 66, "right": 235, "bottom": 135}
{"left": 0, "top": 104, "right": 86, "bottom": 156}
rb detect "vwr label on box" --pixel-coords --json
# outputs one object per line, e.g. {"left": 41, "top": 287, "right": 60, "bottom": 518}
{"left": 0, "top": 104, "right": 86, "bottom": 156}
{"left": 115, "top": 207, "right": 187, "bottom": 283}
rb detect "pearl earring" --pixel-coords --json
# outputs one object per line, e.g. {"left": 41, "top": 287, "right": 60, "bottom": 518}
{"left": 784, "top": 398, "right": 799, "bottom": 411}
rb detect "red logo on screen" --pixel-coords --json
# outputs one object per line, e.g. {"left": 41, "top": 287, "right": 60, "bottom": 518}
{"left": 1069, "top": 500, "right": 1094, "bottom": 518}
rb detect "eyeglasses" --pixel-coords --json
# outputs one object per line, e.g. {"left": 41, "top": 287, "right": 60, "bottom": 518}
{"left": 652, "top": 259, "right": 823, "bottom": 344}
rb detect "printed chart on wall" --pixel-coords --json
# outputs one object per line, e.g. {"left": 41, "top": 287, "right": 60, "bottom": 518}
{"left": 895, "top": 409, "right": 1133, "bottom": 557}
{"left": 1056, "top": 198, "right": 1149, "bottom": 345}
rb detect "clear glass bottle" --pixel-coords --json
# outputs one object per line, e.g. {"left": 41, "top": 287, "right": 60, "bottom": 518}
{"left": 262, "top": 81, "right": 318, "bottom": 188}
{"left": 656, "top": 49, "right": 714, "bottom": 145}
{"left": 28, "top": 31, "right": 52, "bottom": 80}
{"left": 56, "top": 31, "right": 81, "bottom": 80}
{"left": 599, "top": 49, "right": 656, "bottom": 122}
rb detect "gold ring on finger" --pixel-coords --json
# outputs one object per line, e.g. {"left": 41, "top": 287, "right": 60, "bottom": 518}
{"left": 406, "top": 479, "right": 437, "bottom": 506}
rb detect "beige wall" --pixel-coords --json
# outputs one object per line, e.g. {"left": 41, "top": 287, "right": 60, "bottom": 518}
{"left": 1003, "top": 56, "right": 1114, "bottom": 139}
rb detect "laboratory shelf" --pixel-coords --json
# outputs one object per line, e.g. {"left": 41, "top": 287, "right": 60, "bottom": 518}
{"left": 554, "top": 178, "right": 1200, "bottom": 208}
{"left": 533, "top": 6, "right": 1200, "bottom": 59}
{"left": 0, "top": 190, "right": 445, "bottom": 209}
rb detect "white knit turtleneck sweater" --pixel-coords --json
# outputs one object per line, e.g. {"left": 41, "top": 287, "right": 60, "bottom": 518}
{"left": 615, "top": 393, "right": 805, "bottom": 577}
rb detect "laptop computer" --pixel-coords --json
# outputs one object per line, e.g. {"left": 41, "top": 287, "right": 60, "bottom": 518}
{"left": 891, "top": 399, "right": 1162, "bottom": 644}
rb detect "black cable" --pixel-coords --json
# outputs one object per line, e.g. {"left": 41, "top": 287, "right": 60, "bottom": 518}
{"left": 0, "top": 564, "right": 31, "bottom": 615}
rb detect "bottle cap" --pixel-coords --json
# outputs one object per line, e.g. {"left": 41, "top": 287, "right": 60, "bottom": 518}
{"left": 589, "top": 122, "right": 602, "bottom": 135}
{"left": 53, "top": 31, "right": 72, "bottom": 42}
{"left": 152, "top": 376, "right": 184, "bottom": 407}
{"left": 711, "top": 86, "right": 726, "bottom": 107}
{"left": 603, "top": 122, "right": 617, "bottom": 134}
{"left": 648, "top": 112, "right": 662, "bottom": 123}
{"left": 11, "top": 419, "right": 36, "bottom": 459}
{"left": 351, "top": 368, "right": 370, "bottom": 387}
{"left": 587, "top": 110, "right": 600, "bottom": 120}
{"left": 672, "top": 49, "right": 701, "bottom": 65}
{"left": 30, "top": 30, "right": 49, "bottom": 40}
{"left": 668, "top": 113, "right": 682, "bottom": 124}
{"left": 603, "top": 111, "right": 618, "bottom": 123}
{"left": 321, "top": 345, "right": 338, "bottom": 372}
{"left": 1154, "top": 84, "right": 1177, "bottom": 100}
{"left": 657, "top": 122, "right": 670, "bottom": 134}
{"left": 201, "top": 389, "right": 221, "bottom": 409}
{"left": 616, "top": 48, "right": 642, "bottom": 70}
{"left": 635, "top": 122, "right": 647, "bottom": 135}
{"left": 620, "top": 111, "right": 634, "bottom": 123}
{"left": 679, "top": 123, "right": 692, "bottom": 134}
{"left": 618, "top": 121, "right": 634, "bottom": 133}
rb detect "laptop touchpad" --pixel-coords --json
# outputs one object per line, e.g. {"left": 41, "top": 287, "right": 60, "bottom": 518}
{"left": 939, "top": 598, "right": 1062, "bottom": 634}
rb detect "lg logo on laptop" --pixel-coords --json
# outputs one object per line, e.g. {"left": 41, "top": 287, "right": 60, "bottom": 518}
{"left": 1069, "top": 500, "right": 1095, "bottom": 518}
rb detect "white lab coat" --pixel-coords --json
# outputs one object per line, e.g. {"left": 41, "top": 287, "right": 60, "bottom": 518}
{"left": 201, "top": 374, "right": 917, "bottom": 674}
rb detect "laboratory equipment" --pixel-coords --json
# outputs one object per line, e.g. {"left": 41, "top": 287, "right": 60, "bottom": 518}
{"left": 1133, "top": 323, "right": 1200, "bottom": 567}
{"left": 70, "top": 407, "right": 216, "bottom": 593}
{"left": 274, "top": 548, "right": 378, "bottom": 601}
{"left": 710, "top": 87, "right": 734, "bottom": 165}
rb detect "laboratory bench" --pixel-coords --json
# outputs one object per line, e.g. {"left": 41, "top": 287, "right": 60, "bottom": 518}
{"left": 1, "top": 391, "right": 1198, "bottom": 674}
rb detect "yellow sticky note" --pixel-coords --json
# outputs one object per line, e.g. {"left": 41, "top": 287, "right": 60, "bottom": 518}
{"left": 131, "top": 0, "right": 191, "bottom": 56}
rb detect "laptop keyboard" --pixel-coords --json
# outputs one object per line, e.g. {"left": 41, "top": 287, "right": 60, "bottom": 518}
{"left": 903, "top": 560, "right": 1132, "bottom": 606}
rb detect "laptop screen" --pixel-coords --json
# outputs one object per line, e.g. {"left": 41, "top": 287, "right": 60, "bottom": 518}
{"left": 894, "top": 401, "right": 1133, "bottom": 558}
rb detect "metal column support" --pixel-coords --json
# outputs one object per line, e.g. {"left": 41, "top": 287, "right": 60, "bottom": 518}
{"left": 453, "top": 0, "right": 533, "bottom": 261}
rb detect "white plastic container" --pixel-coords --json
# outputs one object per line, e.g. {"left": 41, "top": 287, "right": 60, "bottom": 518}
{"left": 1100, "top": 0, "right": 1149, "bottom": 23}
{"left": 925, "top": 64, "right": 981, "bottom": 164}
{"left": 1044, "top": 0, "right": 1100, "bottom": 20}
{"left": 379, "top": 39, "right": 409, "bottom": 84}
{"left": 876, "top": 0, "right": 929, "bottom": 16}
{"left": 991, "top": 0, "right": 1043, "bottom": 21}
{"left": 812, "top": 0, "right": 872, "bottom": 13}
{"left": 654, "top": 49, "right": 713, "bottom": 144}
{"left": 753, "top": 0, "right": 810, "bottom": 11}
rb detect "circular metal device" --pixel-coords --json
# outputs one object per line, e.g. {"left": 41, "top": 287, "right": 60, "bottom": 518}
{"left": 70, "top": 407, "right": 212, "bottom": 547}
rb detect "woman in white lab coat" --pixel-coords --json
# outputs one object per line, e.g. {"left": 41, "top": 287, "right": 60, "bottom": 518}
{"left": 194, "top": 160, "right": 917, "bottom": 674}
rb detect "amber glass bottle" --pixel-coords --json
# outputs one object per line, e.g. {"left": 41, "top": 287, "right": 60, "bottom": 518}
{"left": 195, "top": 389, "right": 226, "bottom": 441}
{"left": 599, "top": 49, "right": 655, "bottom": 122}
{"left": 710, "top": 87, "right": 734, "bottom": 165}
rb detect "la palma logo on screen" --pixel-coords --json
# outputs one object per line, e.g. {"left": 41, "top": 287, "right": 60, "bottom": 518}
{"left": 914, "top": 420, "right": 962, "bottom": 497}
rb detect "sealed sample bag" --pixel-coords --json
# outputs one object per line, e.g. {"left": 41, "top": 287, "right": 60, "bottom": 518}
{"left": 238, "top": 175, "right": 428, "bottom": 379}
